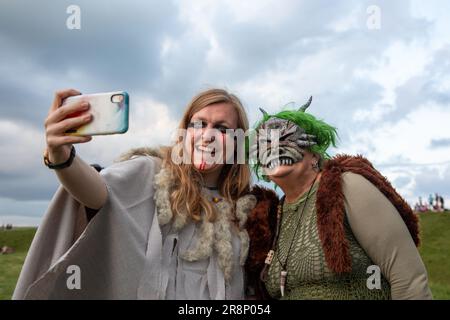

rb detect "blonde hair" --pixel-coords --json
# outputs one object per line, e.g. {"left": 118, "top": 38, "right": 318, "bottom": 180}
{"left": 163, "top": 88, "right": 251, "bottom": 223}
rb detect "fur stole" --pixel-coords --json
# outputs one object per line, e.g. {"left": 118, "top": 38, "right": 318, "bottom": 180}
{"left": 316, "top": 154, "right": 420, "bottom": 273}
{"left": 117, "top": 146, "right": 257, "bottom": 282}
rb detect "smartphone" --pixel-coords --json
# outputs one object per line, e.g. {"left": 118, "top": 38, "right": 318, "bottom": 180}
{"left": 62, "top": 91, "right": 129, "bottom": 136}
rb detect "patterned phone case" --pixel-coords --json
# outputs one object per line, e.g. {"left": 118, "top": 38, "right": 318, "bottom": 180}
{"left": 63, "top": 91, "right": 129, "bottom": 136}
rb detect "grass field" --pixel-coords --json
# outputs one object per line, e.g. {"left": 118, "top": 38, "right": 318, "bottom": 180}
{"left": 0, "top": 227, "right": 36, "bottom": 300}
{"left": 0, "top": 212, "right": 449, "bottom": 299}
{"left": 418, "top": 212, "right": 450, "bottom": 299}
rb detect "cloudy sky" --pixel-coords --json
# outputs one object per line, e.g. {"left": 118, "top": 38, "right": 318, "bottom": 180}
{"left": 1, "top": 0, "right": 450, "bottom": 226}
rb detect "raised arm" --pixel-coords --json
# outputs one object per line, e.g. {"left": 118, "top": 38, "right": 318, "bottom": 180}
{"left": 44, "top": 89, "right": 108, "bottom": 210}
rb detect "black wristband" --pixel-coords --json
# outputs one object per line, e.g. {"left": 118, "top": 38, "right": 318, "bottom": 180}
{"left": 44, "top": 146, "right": 76, "bottom": 170}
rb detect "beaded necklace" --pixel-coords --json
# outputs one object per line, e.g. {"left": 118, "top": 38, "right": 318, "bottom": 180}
{"left": 261, "top": 174, "right": 318, "bottom": 297}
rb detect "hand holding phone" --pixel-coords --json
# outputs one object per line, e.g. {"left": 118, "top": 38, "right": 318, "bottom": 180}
{"left": 63, "top": 91, "right": 129, "bottom": 136}
{"left": 44, "top": 89, "right": 129, "bottom": 165}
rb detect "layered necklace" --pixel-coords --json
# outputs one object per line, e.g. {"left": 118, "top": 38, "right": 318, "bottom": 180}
{"left": 262, "top": 174, "right": 318, "bottom": 297}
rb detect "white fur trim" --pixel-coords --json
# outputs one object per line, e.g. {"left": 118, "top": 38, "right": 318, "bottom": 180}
{"left": 213, "top": 200, "right": 234, "bottom": 282}
{"left": 153, "top": 167, "right": 174, "bottom": 226}
{"left": 153, "top": 165, "right": 256, "bottom": 280}
{"left": 235, "top": 195, "right": 255, "bottom": 267}
{"left": 238, "top": 230, "right": 250, "bottom": 266}
{"left": 236, "top": 195, "right": 257, "bottom": 229}
{"left": 180, "top": 221, "right": 214, "bottom": 261}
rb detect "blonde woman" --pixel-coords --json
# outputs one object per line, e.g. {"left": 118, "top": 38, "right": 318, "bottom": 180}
{"left": 13, "top": 88, "right": 272, "bottom": 300}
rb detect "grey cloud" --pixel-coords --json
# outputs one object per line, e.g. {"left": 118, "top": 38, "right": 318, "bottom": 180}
{"left": 0, "top": 0, "right": 434, "bottom": 128}
{"left": 389, "top": 45, "right": 450, "bottom": 123}
{"left": 244, "top": 77, "right": 385, "bottom": 148}
{"left": 211, "top": 0, "right": 430, "bottom": 82}
{"left": 195, "top": 1, "right": 432, "bottom": 140}
{"left": 0, "top": 80, "right": 50, "bottom": 129}
{"left": 0, "top": 197, "right": 50, "bottom": 225}
{"left": 430, "top": 138, "right": 450, "bottom": 149}
{"left": 0, "top": 0, "right": 180, "bottom": 71}
{"left": 0, "top": 170, "right": 59, "bottom": 201}
{"left": 394, "top": 176, "right": 412, "bottom": 189}
{"left": 0, "top": 0, "right": 183, "bottom": 124}
{"left": 150, "top": 33, "right": 212, "bottom": 113}
{"left": 413, "top": 166, "right": 450, "bottom": 200}
{"left": 0, "top": 0, "right": 447, "bottom": 223}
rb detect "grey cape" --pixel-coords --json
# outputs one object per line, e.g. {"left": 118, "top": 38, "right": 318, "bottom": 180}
{"left": 13, "top": 153, "right": 251, "bottom": 299}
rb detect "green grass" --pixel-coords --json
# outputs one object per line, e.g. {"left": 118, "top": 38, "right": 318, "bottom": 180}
{"left": 0, "top": 227, "right": 36, "bottom": 300}
{"left": 0, "top": 212, "right": 449, "bottom": 299}
{"left": 418, "top": 212, "right": 450, "bottom": 300}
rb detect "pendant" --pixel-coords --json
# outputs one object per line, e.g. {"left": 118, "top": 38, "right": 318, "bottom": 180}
{"left": 280, "top": 270, "right": 287, "bottom": 297}
{"left": 265, "top": 250, "right": 274, "bottom": 265}
{"left": 211, "top": 196, "right": 222, "bottom": 203}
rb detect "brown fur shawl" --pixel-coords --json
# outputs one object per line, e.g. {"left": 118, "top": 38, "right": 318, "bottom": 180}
{"left": 246, "top": 154, "right": 420, "bottom": 293}
{"left": 246, "top": 185, "right": 279, "bottom": 299}
{"left": 316, "top": 154, "right": 420, "bottom": 273}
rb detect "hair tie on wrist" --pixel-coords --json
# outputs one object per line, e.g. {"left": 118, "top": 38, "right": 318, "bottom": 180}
{"left": 43, "top": 145, "right": 76, "bottom": 170}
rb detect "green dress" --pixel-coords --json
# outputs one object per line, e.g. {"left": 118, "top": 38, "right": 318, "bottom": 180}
{"left": 264, "top": 181, "right": 391, "bottom": 300}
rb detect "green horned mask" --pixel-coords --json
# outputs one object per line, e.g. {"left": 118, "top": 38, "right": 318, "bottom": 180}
{"left": 251, "top": 96, "right": 338, "bottom": 181}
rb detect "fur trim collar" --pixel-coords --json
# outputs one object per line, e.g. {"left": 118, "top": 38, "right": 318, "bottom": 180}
{"left": 153, "top": 166, "right": 256, "bottom": 282}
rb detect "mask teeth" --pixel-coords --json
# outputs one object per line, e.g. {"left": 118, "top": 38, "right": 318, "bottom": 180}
{"left": 267, "top": 157, "right": 295, "bottom": 169}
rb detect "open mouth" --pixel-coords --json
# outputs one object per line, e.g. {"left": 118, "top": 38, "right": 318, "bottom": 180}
{"left": 265, "top": 157, "right": 295, "bottom": 170}
{"left": 195, "top": 145, "right": 216, "bottom": 155}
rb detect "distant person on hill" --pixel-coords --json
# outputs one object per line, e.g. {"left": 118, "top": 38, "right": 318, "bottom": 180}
{"left": 435, "top": 193, "right": 440, "bottom": 211}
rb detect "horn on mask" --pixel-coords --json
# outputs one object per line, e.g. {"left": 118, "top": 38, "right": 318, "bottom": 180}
{"left": 299, "top": 96, "right": 313, "bottom": 112}
{"left": 259, "top": 107, "right": 269, "bottom": 118}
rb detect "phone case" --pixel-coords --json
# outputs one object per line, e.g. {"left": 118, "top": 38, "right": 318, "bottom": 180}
{"left": 63, "top": 91, "right": 129, "bottom": 136}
